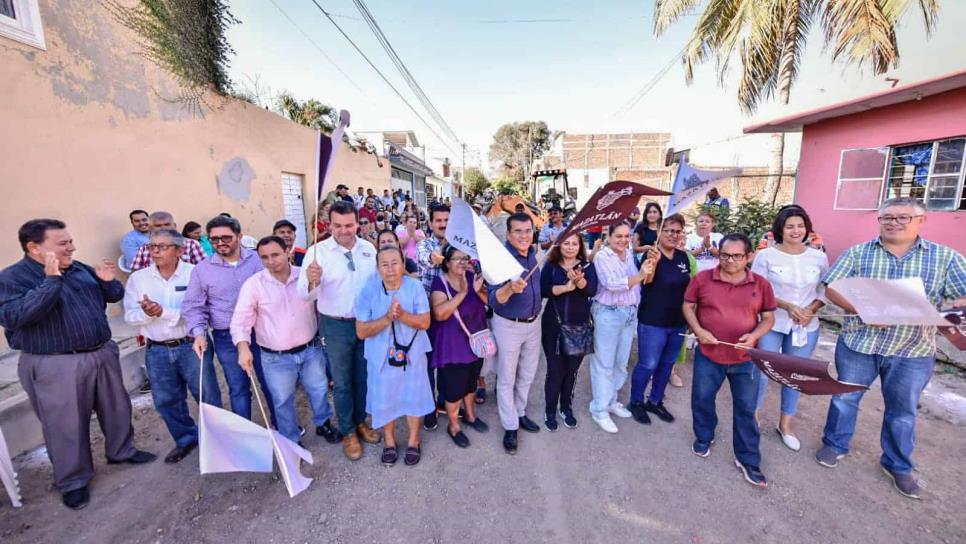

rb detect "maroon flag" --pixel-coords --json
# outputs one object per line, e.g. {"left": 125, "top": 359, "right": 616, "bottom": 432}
{"left": 557, "top": 180, "right": 671, "bottom": 242}
{"left": 316, "top": 110, "right": 351, "bottom": 202}
{"left": 748, "top": 348, "right": 868, "bottom": 396}
{"left": 940, "top": 310, "right": 966, "bottom": 351}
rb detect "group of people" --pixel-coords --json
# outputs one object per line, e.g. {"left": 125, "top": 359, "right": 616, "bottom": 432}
{"left": 1, "top": 187, "right": 963, "bottom": 509}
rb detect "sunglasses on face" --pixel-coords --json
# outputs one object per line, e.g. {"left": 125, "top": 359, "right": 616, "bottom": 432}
{"left": 209, "top": 235, "right": 235, "bottom": 244}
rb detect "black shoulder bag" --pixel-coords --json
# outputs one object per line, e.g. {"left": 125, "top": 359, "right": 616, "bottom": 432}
{"left": 553, "top": 269, "right": 594, "bottom": 357}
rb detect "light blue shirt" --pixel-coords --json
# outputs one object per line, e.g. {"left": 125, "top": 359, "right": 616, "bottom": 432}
{"left": 120, "top": 230, "right": 150, "bottom": 268}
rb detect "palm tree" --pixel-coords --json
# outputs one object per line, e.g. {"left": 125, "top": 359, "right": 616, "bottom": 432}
{"left": 654, "top": 0, "right": 939, "bottom": 204}
{"left": 276, "top": 92, "right": 337, "bottom": 133}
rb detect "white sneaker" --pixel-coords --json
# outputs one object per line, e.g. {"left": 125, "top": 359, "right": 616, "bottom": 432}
{"left": 593, "top": 413, "right": 619, "bottom": 433}
{"left": 776, "top": 427, "right": 801, "bottom": 452}
{"left": 608, "top": 401, "right": 632, "bottom": 419}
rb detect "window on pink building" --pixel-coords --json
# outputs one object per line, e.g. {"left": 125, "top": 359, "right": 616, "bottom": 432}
{"left": 834, "top": 148, "right": 889, "bottom": 210}
{"left": 884, "top": 138, "right": 966, "bottom": 211}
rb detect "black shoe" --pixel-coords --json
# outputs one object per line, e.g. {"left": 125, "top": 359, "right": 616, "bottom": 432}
{"left": 423, "top": 411, "right": 438, "bottom": 431}
{"left": 559, "top": 408, "right": 578, "bottom": 429}
{"left": 62, "top": 486, "right": 89, "bottom": 510}
{"left": 138, "top": 379, "right": 152, "bottom": 394}
{"left": 448, "top": 428, "right": 470, "bottom": 448}
{"left": 107, "top": 449, "right": 157, "bottom": 465}
{"left": 164, "top": 443, "right": 197, "bottom": 464}
{"left": 503, "top": 430, "right": 518, "bottom": 455}
{"left": 628, "top": 401, "right": 651, "bottom": 425}
{"left": 315, "top": 419, "right": 343, "bottom": 444}
{"left": 519, "top": 416, "right": 540, "bottom": 433}
{"left": 465, "top": 416, "right": 489, "bottom": 433}
{"left": 644, "top": 400, "right": 675, "bottom": 423}
{"left": 545, "top": 414, "right": 558, "bottom": 432}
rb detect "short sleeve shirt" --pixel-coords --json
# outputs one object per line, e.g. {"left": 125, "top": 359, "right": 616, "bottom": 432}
{"left": 683, "top": 267, "right": 777, "bottom": 364}
{"left": 638, "top": 249, "right": 691, "bottom": 328}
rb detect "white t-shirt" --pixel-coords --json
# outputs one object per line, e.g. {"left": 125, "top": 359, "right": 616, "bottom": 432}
{"left": 685, "top": 232, "right": 724, "bottom": 272}
{"left": 751, "top": 246, "right": 829, "bottom": 333}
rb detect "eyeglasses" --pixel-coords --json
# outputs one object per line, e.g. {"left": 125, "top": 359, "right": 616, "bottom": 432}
{"left": 147, "top": 243, "right": 177, "bottom": 252}
{"left": 450, "top": 256, "right": 470, "bottom": 263}
{"left": 209, "top": 235, "right": 235, "bottom": 244}
{"left": 877, "top": 214, "right": 923, "bottom": 225}
{"left": 719, "top": 252, "right": 747, "bottom": 262}
{"left": 344, "top": 251, "right": 356, "bottom": 272}
{"left": 661, "top": 229, "right": 683, "bottom": 236}
{"left": 359, "top": 221, "right": 370, "bottom": 225}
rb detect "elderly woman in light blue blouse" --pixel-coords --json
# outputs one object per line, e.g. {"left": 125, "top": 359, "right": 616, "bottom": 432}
{"left": 750, "top": 205, "right": 829, "bottom": 452}
{"left": 356, "top": 247, "right": 433, "bottom": 467}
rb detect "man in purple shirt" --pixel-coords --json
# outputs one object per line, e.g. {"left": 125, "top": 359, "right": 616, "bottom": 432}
{"left": 183, "top": 216, "right": 275, "bottom": 424}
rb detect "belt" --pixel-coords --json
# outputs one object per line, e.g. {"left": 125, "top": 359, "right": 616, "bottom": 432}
{"left": 42, "top": 341, "right": 108, "bottom": 356}
{"left": 260, "top": 341, "right": 312, "bottom": 355}
{"left": 147, "top": 337, "right": 192, "bottom": 348}
{"left": 497, "top": 313, "right": 539, "bottom": 324}
{"left": 321, "top": 314, "right": 355, "bottom": 322}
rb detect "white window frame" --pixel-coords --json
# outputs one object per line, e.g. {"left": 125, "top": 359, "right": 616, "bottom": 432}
{"left": 833, "top": 147, "right": 889, "bottom": 210}
{"left": 0, "top": 0, "right": 46, "bottom": 50}
{"left": 880, "top": 137, "right": 966, "bottom": 211}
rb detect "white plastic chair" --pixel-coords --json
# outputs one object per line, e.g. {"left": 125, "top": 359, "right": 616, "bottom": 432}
{"left": 0, "top": 425, "right": 22, "bottom": 508}
{"left": 241, "top": 235, "right": 258, "bottom": 249}
{"left": 117, "top": 255, "right": 132, "bottom": 274}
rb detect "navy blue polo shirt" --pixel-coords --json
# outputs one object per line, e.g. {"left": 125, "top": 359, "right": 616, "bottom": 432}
{"left": 638, "top": 249, "right": 692, "bottom": 328}
{"left": 488, "top": 243, "right": 541, "bottom": 320}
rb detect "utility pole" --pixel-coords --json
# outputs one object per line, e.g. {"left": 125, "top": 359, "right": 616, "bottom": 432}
{"left": 460, "top": 142, "right": 466, "bottom": 198}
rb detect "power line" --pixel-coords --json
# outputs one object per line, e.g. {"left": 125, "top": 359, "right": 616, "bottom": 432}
{"left": 612, "top": 45, "right": 688, "bottom": 118}
{"left": 306, "top": 0, "right": 458, "bottom": 155}
{"left": 267, "top": 0, "right": 366, "bottom": 95}
{"left": 352, "top": 0, "right": 462, "bottom": 147}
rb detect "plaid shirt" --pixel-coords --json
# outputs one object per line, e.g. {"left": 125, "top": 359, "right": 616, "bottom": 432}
{"left": 130, "top": 238, "right": 206, "bottom": 272}
{"left": 823, "top": 237, "right": 966, "bottom": 357}
{"left": 417, "top": 235, "right": 445, "bottom": 294}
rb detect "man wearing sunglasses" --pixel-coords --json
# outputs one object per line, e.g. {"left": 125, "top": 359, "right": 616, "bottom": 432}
{"left": 682, "top": 233, "right": 776, "bottom": 489}
{"left": 298, "top": 200, "right": 380, "bottom": 460}
{"left": 818, "top": 197, "right": 966, "bottom": 500}
{"left": 183, "top": 216, "right": 276, "bottom": 426}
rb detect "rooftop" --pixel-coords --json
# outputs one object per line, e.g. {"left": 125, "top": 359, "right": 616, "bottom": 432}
{"left": 744, "top": 69, "right": 966, "bottom": 134}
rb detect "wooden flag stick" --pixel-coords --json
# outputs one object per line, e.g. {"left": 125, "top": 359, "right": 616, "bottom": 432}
{"left": 522, "top": 242, "right": 555, "bottom": 282}
{"left": 679, "top": 333, "right": 742, "bottom": 349}
{"left": 250, "top": 374, "right": 274, "bottom": 430}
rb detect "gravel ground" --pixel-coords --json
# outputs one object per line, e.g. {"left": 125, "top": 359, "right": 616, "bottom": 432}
{"left": 2, "top": 327, "right": 966, "bottom": 544}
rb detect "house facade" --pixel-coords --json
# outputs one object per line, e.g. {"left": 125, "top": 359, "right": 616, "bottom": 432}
{"left": 746, "top": 71, "right": 966, "bottom": 260}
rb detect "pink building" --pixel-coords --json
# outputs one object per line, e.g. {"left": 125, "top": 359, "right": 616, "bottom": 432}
{"left": 745, "top": 71, "right": 966, "bottom": 260}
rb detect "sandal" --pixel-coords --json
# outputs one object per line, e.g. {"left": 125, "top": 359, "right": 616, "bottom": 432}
{"left": 475, "top": 387, "right": 486, "bottom": 404}
{"left": 381, "top": 446, "right": 397, "bottom": 466}
{"left": 404, "top": 445, "right": 421, "bottom": 466}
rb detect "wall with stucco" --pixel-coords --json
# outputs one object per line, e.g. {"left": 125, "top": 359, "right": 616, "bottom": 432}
{"left": 794, "top": 87, "right": 966, "bottom": 260}
{"left": 0, "top": 0, "right": 387, "bottom": 349}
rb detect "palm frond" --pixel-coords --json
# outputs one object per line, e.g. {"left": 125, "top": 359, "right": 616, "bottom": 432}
{"left": 822, "top": 0, "right": 898, "bottom": 74}
{"left": 653, "top": 0, "right": 702, "bottom": 35}
{"left": 736, "top": 1, "right": 784, "bottom": 113}
{"left": 881, "top": 0, "right": 939, "bottom": 34}
{"left": 680, "top": 0, "right": 750, "bottom": 83}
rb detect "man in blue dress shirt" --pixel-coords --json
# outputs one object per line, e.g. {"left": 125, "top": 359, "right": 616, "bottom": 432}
{"left": 0, "top": 219, "right": 156, "bottom": 510}
{"left": 119, "top": 209, "right": 150, "bottom": 269}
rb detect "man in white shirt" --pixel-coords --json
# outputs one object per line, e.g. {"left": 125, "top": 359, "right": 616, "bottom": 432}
{"left": 352, "top": 187, "right": 367, "bottom": 210}
{"left": 298, "top": 201, "right": 380, "bottom": 460}
{"left": 123, "top": 229, "right": 222, "bottom": 464}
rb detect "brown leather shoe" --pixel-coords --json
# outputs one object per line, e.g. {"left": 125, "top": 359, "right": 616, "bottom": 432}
{"left": 342, "top": 434, "right": 362, "bottom": 461}
{"left": 356, "top": 422, "right": 381, "bottom": 444}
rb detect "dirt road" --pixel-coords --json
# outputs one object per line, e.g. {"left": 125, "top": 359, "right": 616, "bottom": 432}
{"left": 2, "top": 332, "right": 965, "bottom": 544}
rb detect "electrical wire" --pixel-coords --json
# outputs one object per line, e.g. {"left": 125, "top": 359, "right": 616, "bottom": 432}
{"left": 612, "top": 45, "right": 689, "bottom": 118}
{"left": 306, "top": 0, "right": 458, "bottom": 155}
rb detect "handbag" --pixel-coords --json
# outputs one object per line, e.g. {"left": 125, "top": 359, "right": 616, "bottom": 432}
{"left": 552, "top": 278, "right": 594, "bottom": 357}
{"left": 387, "top": 320, "right": 417, "bottom": 370}
{"left": 442, "top": 277, "right": 497, "bottom": 358}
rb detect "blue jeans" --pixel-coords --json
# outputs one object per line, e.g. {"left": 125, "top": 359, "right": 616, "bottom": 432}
{"left": 211, "top": 329, "right": 276, "bottom": 426}
{"left": 822, "top": 338, "right": 934, "bottom": 474}
{"left": 260, "top": 344, "right": 333, "bottom": 444}
{"left": 691, "top": 349, "right": 761, "bottom": 468}
{"left": 320, "top": 316, "right": 368, "bottom": 436}
{"left": 630, "top": 324, "right": 686, "bottom": 405}
{"left": 144, "top": 342, "right": 221, "bottom": 447}
{"left": 755, "top": 328, "right": 819, "bottom": 416}
{"left": 589, "top": 303, "right": 637, "bottom": 417}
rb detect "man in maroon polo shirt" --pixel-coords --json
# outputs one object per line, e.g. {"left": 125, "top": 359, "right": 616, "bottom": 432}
{"left": 682, "top": 233, "right": 775, "bottom": 488}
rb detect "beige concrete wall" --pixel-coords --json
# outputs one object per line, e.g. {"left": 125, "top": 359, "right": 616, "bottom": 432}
{"left": 0, "top": 0, "right": 388, "bottom": 349}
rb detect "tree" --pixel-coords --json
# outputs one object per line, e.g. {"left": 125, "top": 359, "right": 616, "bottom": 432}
{"left": 276, "top": 92, "right": 337, "bottom": 133}
{"left": 489, "top": 121, "right": 552, "bottom": 181}
{"left": 654, "top": 0, "right": 938, "bottom": 204}
{"left": 464, "top": 167, "right": 490, "bottom": 197}
{"left": 492, "top": 177, "right": 529, "bottom": 199}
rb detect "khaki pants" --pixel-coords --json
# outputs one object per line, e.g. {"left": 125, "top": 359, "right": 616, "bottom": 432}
{"left": 18, "top": 341, "right": 136, "bottom": 492}
{"left": 492, "top": 315, "right": 542, "bottom": 430}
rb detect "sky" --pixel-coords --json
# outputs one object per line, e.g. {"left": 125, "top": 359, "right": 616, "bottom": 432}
{"left": 227, "top": 0, "right": 966, "bottom": 172}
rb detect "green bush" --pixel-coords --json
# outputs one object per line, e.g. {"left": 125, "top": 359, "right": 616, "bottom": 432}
{"left": 691, "top": 196, "right": 781, "bottom": 243}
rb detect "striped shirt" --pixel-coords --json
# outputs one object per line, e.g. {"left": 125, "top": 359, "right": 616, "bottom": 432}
{"left": 0, "top": 257, "right": 123, "bottom": 354}
{"left": 416, "top": 235, "right": 445, "bottom": 294}
{"left": 593, "top": 246, "right": 641, "bottom": 307}
{"left": 823, "top": 237, "right": 966, "bottom": 357}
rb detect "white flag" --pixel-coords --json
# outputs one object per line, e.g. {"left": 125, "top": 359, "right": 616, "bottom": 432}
{"left": 0, "top": 425, "right": 21, "bottom": 508}
{"left": 270, "top": 430, "right": 314, "bottom": 498}
{"left": 666, "top": 161, "right": 742, "bottom": 215}
{"left": 446, "top": 197, "right": 524, "bottom": 285}
{"left": 828, "top": 277, "right": 952, "bottom": 327}
{"left": 198, "top": 403, "right": 274, "bottom": 474}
